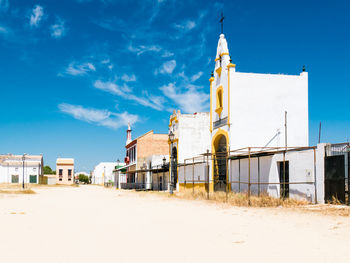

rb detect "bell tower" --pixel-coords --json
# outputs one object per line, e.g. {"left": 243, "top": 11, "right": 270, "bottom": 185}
{"left": 126, "top": 123, "right": 132, "bottom": 145}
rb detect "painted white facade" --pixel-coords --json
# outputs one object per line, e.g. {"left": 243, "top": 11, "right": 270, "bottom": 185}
{"left": 169, "top": 111, "right": 211, "bottom": 163}
{"left": 0, "top": 154, "right": 43, "bottom": 184}
{"left": 92, "top": 162, "right": 117, "bottom": 185}
{"left": 210, "top": 34, "right": 308, "bottom": 150}
{"left": 168, "top": 111, "right": 210, "bottom": 190}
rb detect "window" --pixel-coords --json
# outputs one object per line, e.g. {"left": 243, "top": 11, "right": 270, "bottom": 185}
{"left": 33, "top": 167, "right": 36, "bottom": 172}
{"left": 215, "top": 86, "right": 224, "bottom": 117}
{"left": 15, "top": 167, "right": 18, "bottom": 171}
{"left": 68, "top": 169, "right": 72, "bottom": 176}
{"left": 59, "top": 169, "right": 63, "bottom": 176}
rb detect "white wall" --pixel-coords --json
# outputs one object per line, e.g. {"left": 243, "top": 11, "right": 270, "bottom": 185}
{"left": 92, "top": 162, "right": 117, "bottom": 185}
{"left": 229, "top": 144, "right": 326, "bottom": 203}
{"left": 0, "top": 162, "right": 41, "bottom": 184}
{"left": 177, "top": 113, "right": 211, "bottom": 163}
{"left": 229, "top": 71, "right": 308, "bottom": 148}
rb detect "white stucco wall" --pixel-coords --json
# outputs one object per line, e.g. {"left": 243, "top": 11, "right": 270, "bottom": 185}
{"left": 0, "top": 162, "right": 41, "bottom": 184}
{"left": 92, "top": 162, "right": 117, "bottom": 185}
{"left": 229, "top": 71, "right": 308, "bottom": 148}
{"left": 229, "top": 144, "right": 326, "bottom": 203}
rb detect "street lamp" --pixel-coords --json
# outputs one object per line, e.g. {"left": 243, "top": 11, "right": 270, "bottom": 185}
{"left": 22, "top": 153, "right": 27, "bottom": 189}
{"left": 168, "top": 131, "right": 175, "bottom": 194}
{"left": 162, "top": 156, "right": 166, "bottom": 191}
{"left": 116, "top": 159, "right": 120, "bottom": 189}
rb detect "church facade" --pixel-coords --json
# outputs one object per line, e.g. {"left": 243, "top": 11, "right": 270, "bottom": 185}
{"left": 209, "top": 33, "right": 309, "bottom": 192}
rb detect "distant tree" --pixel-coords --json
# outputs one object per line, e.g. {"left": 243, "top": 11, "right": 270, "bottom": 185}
{"left": 78, "top": 174, "right": 89, "bottom": 184}
{"left": 43, "top": 165, "right": 56, "bottom": 175}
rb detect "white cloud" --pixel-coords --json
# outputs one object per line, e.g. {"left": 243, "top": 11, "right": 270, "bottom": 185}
{"left": 58, "top": 103, "right": 138, "bottom": 130}
{"left": 0, "top": 0, "right": 9, "bottom": 12}
{"left": 174, "top": 20, "right": 196, "bottom": 31}
{"left": 30, "top": 5, "right": 44, "bottom": 27}
{"left": 0, "top": 25, "right": 8, "bottom": 34}
{"left": 191, "top": 71, "right": 203, "bottom": 82}
{"left": 127, "top": 43, "right": 162, "bottom": 56}
{"left": 155, "top": 60, "right": 176, "bottom": 75}
{"left": 50, "top": 19, "right": 66, "bottom": 38}
{"left": 63, "top": 62, "right": 96, "bottom": 76}
{"left": 93, "top": 80, "right": 165, "bottom": 111}
{"left": 160, "top": 83, "right": 208, "bottom": 113}
{"left": 94, "top": 80, "right": 123, "bottom": 96}
{"left": 121, "top": 74, "right": 136, "bottom": 82}
{"left": 161, "top": 50, "right": 174, "bottom": 58}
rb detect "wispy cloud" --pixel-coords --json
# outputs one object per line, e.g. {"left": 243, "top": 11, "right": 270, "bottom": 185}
{"left": 155, "top": 60, "right": 176, "bottom": 75}
{"left": 50, "top": 18, "right": 66, "bottom": 38}
{"left": 190, "top": 71, "right": 203, "bottom": 82}
{"left": 0, "top": 0, "right": 9, "bottom": 12}
{"left": 0, "top": 24, "right": 8, "bottom": 34}
{"left": 93, "top": 80, "right": 165, "bottom": 111}
{"left": 30, "top": 5, "right": 44, "bottom": 27}
{"left": 173, "top": 20, "right": 196, "bottom": 31}
{"left": 58, "top": 103, "right": 138, "bottom": 130}
{"left": 160, "top": 83, "right": 209, "bottom": 113}
{"left": 121, "top": 73, "right": 136, "bottom": 82}
{"left": 62, "top": 62, "right": 96, "bottom": 76}
{"left": 127, "top": 43, "right": 162, "bottom": 56}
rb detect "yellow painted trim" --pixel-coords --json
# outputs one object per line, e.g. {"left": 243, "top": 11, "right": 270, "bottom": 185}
{"left": 215, "top": 57, "right": 220, "bottom": 62}
{"left": 215, "top": 107, "right": 223, "bottom": 116}
{"left": 216, "top": 85, "right": 223, "bottom": 118}
{"left": 220, "top": 52, "right": 229, "bottom": 56}
{"left": 209, "top": 77, "right": 214, "bottom": 133}
{"left": 215, "top": 67, "right": 222, "bottom": 77}
{"left": 179, "top": 183, "right": 207, "bottom": 192}
{"left": 227, "top": 65, "right": 233, "bottom": 127}
{"left": 211, "top": 129, "right": 229, "bottom": 193}
{"left": 168, "top": 115, "right": 179, "bottom": 127}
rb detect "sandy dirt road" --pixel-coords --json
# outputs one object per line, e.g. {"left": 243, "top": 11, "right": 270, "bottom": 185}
{"left": 0, "top": 185, "right": 349, "bottom": 263}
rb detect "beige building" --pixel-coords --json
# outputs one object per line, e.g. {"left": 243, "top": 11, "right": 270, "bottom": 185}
{"left": 56, "top": 158, "right": 75, "bottom": 184}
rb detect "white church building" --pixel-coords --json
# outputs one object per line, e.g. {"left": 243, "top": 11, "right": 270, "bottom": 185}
{"left": 173, "top": 33, "right": 337, "bottom": 203}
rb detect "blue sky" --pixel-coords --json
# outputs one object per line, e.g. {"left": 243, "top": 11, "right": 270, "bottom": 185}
{"left": 0, "top": 0, "right": 349, "bottom": 172}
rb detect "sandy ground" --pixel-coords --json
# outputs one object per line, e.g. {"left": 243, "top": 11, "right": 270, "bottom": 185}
{"left": 0, "top": 185, "right": 350, "bottom": 263}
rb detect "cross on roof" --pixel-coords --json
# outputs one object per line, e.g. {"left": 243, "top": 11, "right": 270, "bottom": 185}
{"left": 219, "top": 12, "right": 224, "bottom": 34}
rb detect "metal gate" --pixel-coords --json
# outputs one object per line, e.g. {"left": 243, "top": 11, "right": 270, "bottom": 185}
{"left": 213, "top": 153, "right": 227, "bottom": 192}
{"left": 325, "top": 155, "right": 345, "bottom": 203}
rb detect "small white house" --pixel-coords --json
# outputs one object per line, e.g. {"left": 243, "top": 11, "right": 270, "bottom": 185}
{"left": 0, "top": 154, "right": 44, "bottom": 184}
{"left": 92, "top": 162, "right": 117, "bottom": 185}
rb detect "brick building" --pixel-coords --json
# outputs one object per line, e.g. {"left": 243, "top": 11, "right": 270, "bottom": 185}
{"left": 122, "top": 124, "right": 169, "bottom": 189}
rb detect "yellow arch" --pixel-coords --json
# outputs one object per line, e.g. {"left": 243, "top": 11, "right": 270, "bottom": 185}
{"left": 210, "top": 129, "right": 230, "bottom": 192}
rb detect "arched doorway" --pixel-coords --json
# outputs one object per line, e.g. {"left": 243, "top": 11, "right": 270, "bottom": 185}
{"left": 213, "top": 134, "right": 227, "bottom": 192}
{"left": 171, "top": 146, "right": 178, "bottom": 190}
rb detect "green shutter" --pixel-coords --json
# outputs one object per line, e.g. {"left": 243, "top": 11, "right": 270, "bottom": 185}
{"left": 30, "top": 175, "right": 37, "bottom": 183}
{"left": 11, "top": 175, "right": 19, "bottom": 183}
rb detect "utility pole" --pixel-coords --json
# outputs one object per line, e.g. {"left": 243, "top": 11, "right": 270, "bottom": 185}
{"left": 22, "top": 154, "right": 26, "bottom": 189}
{"left": 318, "top": 122, "right": 322, "bottom": 144}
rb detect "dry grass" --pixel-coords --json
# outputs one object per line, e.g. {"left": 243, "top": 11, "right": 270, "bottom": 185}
{"left": 174, "top": 191, "right": 309, "bottom": 207}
